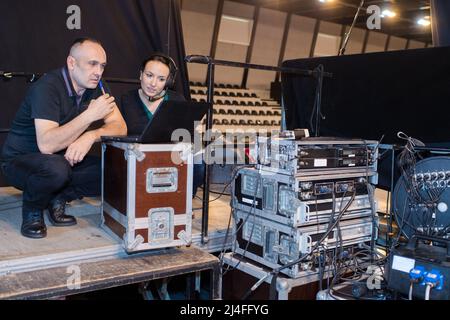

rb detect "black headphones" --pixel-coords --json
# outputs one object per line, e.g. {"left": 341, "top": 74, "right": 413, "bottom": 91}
{"left": 141, "top": 52, "right": 178, "bottom": 90}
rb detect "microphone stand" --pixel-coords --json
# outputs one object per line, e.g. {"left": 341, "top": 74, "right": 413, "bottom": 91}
{"left": 1, "top": 71, "right": 42, "bottom": 134}
{"left": 1, "top": 71, "right": 41, "bottom": 82}
{"left": 202, "top": 58, "right": 214, "bottom": 245}
{"left": 184, "top": 55, "right": 215, "bottom": 244}
{"left": 311, "top": 65, "right": 325, "bottom": 136}
{"left": 339, "top": 0, "right": 365, "bottom": 56}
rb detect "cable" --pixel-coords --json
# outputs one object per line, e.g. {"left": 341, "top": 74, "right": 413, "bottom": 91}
{"left": 327, "top": 286, "right": 383, "bottom": 301}
{"left": 219, "top": 164, "right": 260, "bottom": 277}
{"left": 326, "top": 139, "right": 383, "bottom": 297}
{"left": 265, "top": 190, "right": 357, "bottom": 299}
{"left": 393, "top": 132, "right": 446, "bottom": 238}
{"left": 363, "top": 138, "right": 383, "bottom": 262}
{"left": 240, "top": 272, "right": 271, "bottom": 300}
{"left": 196, "top": 182, "right": 230, "bottom": 202}
{"left": 217, "top": 167, "right": 246, "bottom": 269}
{"left": 241, "top": 184, "right": 348, "bottom": 300}
{"left": 209, "top": 188, "right": 230, "bottom": 196}
{"left": 218, "top": 207, "right": 234, "bottom": 276}
{"left": 229, "top": 174, "right": 261, "bottom": 277}
{"left": 328, "top": 247, "right": 385, "bottom": 298}
{"left": 425, "top": 284, "right": 431, "bottom": 300}
{"left": 409, "top": 283, "right": 414, "bottom": 300}
{"left": 207, "top": 182, "right": 232, "bottom": 202}
{"left": 309, "top": 65, "right": 325, "bottom": 136}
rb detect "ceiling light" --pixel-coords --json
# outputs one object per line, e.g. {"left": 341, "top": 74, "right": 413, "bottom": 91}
{"left": 417, "top": 17, "right": 431, "bottom": 26}
{"left": 318, "top": 0, "right": 334, "bottom": 3}
{"left": 381, "top": 9, "right": 397, "bottom": 18}
{"left": 417, "top": 19, "right": 431, "bottom": 26}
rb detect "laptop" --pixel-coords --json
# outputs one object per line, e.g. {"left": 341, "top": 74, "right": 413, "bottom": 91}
{"left": 101, "top": 100, "right": 210, "bottom": 144}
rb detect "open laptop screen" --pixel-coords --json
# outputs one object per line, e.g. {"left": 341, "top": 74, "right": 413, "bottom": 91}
{"left": 101, "top": 101, "right": 210, "bottom": 144}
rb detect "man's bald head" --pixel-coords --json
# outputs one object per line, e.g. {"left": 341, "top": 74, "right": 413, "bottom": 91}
{"left": 67, "top": 37, "right": 108, "bottom": 95}
{"left": 69, "top": 37, "right": 105, "bottom": 58}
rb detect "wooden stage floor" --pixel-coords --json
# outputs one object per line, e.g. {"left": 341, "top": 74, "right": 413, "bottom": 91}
{"left": 0, "top": 186, "right": 233, "bottom": 276}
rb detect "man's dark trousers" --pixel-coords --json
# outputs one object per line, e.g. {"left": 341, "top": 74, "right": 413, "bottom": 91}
{"left": 1, "top": 154, "right": 101, "bottom": 210}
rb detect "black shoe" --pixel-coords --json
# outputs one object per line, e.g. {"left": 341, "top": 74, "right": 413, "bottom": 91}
{"left": 47, "top": 196, "right": 77, "bottom": 226}
{"left": 21, "top": 208, "right": 47, "bottom": 239}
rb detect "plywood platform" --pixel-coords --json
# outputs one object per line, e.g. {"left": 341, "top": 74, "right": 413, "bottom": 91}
{"left": 0, "top": 186, "right": 233, "bottom": 276}
{"left": 0, "top": 187, "right": 224, "bottom": 299}
{"left": 0, "top": 246, "right": 220, "bottom": 300}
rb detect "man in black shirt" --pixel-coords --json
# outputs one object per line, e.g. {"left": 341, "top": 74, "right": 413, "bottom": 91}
{"left": 0, "top": 38, "right": 127, "bottom": 238}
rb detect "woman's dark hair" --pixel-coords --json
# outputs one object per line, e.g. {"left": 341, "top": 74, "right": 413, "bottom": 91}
{"left": 141, "top": 54, "right": 173, "bottom": 72}
{"left": 140, "top": 53, "right": 178, "bottom": 88}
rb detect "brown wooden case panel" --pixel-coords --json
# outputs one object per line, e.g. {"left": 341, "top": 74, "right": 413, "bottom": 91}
{"left": 135, "top": 151, "right": 187, "bottom": 218}
{"left": 104, "top": 145, "right": 127, "bottom": 215}
{"left": 135, "top": 229, "right": 148, "bottom": 243}
{"left": 135, "top": 224, "right": 186, "bottom": 243}
{"left": 174, "top": 225, "right": 186, "bottom": 240}
{"left": 104, "top": 211, "right": 126, "bottom": 240}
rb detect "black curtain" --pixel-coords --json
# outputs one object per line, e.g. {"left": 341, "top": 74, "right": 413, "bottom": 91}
{"left": 0, "top": 0, "right": 189, "bottom": 186}
{"left": 281, "top": 46, "right": 450, "bottom": 145}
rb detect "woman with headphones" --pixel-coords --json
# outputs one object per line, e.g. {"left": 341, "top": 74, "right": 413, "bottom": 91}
{"left": 119, "top": 53, "right": 185, "bottom": 135}
{"left": 119, "top": 53, "right": 204, "bottom": 197}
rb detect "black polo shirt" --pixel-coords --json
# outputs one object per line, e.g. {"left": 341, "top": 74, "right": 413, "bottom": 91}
{"left": 1, "top": 66, "right": 108, "bottom": 161}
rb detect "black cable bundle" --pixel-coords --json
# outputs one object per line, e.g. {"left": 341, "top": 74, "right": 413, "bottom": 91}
{"left": 397, "top": 131, "right": 424, "bottom": 173}
{"left": 265, "top": 191, "right": 357, "bottom": 300}
{"left": 309, "top": 64, "right": 325, "bottom": 136}
{"left": 395, "top": 132, "right": 445, "bottom": 237}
